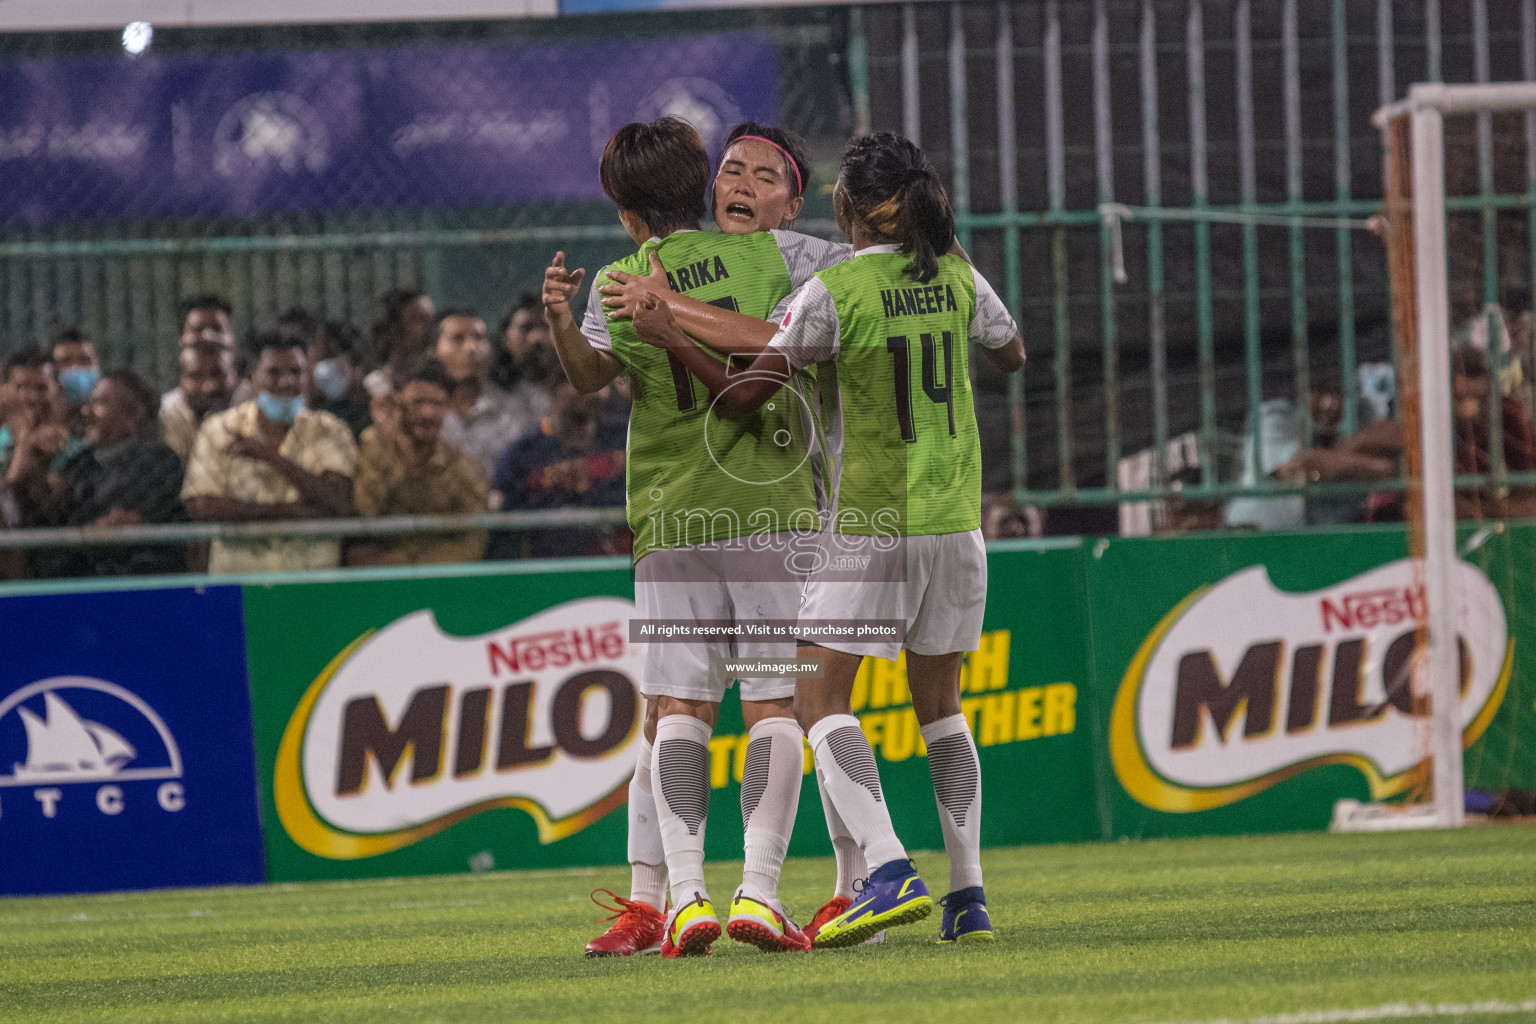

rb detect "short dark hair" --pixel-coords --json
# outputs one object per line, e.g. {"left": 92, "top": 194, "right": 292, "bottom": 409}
{"left": 721, "top": 122, "right": 811, "bottom": 198}
{"left": 99, "top": 368, "right": 158, "bottom": 430}
{"left": 275, "top": 307, "right": 318, "bottom": 344}
{"left": 398, "top": 356, "right": 454, "bottom": 394}
{"left": 497, "top": 293, "right": 542, "bottom": 338}
{"left": 316, "top": 320, "right": 362, "bottom": 359}
{"left": 434, "top": 308, "right": 481, "bottom": 339}
{"left": 376, "top": 287, "right": 424, "bottom": 324}
{"left": 599, "top": 117, "right": 709, "bottom": 238}
{"left": 3, "top": 345, "right": 48, "bottom": 382}
{"left": 372, "top": 287, "right": 427, "bottom": 360}
{"left": 47, "top": 324, "right": 91, "bottom": 349}
{"left": 178, "top": 293, "right": 233, "bottom": 321}
{"left": 248, "top": 330, "right": 306, "bottom": 359}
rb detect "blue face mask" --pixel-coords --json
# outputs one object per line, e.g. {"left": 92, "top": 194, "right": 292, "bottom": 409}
{"left": 312, "top": 357, "right": 349, "bottom": 402}
{"left": 59, "top": 366, "right": 99, "bottom": 407}
{"left": 257, "top": 391, "right": 305, "bottom": 425}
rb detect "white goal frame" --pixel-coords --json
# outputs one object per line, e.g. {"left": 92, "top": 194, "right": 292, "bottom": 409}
{"left": 1372, "top": 82, "right": 1536, "bottom": 828}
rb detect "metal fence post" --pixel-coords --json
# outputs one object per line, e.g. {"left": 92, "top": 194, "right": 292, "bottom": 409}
{"left": 1094, "top": 0, "right": 1120, "bottom": 486}
{"left": 1045, "top": 0, "right": 1075, "bottom": 497}
{"left": 1188, "top": 0, "right": 1216, "bottom": 485}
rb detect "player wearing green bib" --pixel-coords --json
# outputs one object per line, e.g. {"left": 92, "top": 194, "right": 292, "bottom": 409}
{"left": 542, "top": 118, "right": 849, "bottom": 959}
{"left": 633, "top": 132, "right": 1024, "bottom": 949}
{"left": 582, "top": 121, "right": 889, "bottom": 957}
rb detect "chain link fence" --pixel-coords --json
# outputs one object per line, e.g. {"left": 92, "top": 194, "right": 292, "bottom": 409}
{"left": 1, "top": 1, "right": 1534, "bottom": 579}
{"left": 0, "top": 9, "right": 854, "bottom": 579}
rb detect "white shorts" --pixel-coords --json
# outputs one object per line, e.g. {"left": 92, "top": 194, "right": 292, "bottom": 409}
{"left": 634, "top": 539, "right": 807, "bottom": 703}
{"left": 797, "top": 529, "right": 987, "bottom": 662}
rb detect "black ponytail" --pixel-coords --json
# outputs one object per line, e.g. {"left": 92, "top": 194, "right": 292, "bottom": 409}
{"left": 838, "top": 133, "right": 955, "bottom": 283}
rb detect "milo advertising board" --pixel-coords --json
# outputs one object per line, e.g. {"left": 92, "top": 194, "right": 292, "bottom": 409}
{"left": 240, "top": 525, "right": 1536, "bottom": 882}
{"left": 245, "top": 562, "right": 643, "bottom": 881}
{"left": 244, "top": 545, "right": 1099, "bottom": 882}
{"left": 1085, "top": 526, "right": 1532, "bottom": 840}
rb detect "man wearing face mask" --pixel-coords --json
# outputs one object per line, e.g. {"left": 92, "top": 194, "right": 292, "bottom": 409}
{"left": 49, "top": 326, "right": 100, "bottom": 435}
{"left": 13, "top": 369, "right": 188, "bottom": 578}
{"left": 182, "top": 332, "right": 357, "bottom": 574}
{"left": 160, "top": 341, "right": 237, "bottom": 461}
{"left": 308, "top": 321, "right": 371, "bottom": 438}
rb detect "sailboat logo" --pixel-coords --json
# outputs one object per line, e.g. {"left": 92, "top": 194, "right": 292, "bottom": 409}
{"left": 0, "top": 677, "right": 182, "bottom": 788}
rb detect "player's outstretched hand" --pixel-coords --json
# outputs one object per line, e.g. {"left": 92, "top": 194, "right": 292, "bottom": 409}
{"left": 633, "top": 291, "right": 683, "bottom": 349}
{"left": 543, "top": 252, "right": 586, "bottom": 319}
{"left": 599, "top": 250, "right": 669, "bottom": 320}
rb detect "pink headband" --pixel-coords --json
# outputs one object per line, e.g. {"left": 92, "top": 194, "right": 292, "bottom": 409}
{"left": 731, "top": 135, "right": 803, "bottom": 196}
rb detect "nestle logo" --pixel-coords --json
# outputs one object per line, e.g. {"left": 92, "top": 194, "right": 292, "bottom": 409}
{"left": 1318, "top": 585, "right": 1425, "bottom": 634}
{"left": 487, "top": 622, "right": 625, "bottom": 676}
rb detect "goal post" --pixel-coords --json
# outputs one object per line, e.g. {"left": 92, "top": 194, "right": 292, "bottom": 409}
{"left": 1372, "top": 82, "right": 1536, "bottom": 829}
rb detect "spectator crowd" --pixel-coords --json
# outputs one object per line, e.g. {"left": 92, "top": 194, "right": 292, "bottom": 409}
{"left": 5, "top": 284, "right": 1529, "bottom": 577}
{"left": 0, "top": 288, "right": 630, "bottom": 580}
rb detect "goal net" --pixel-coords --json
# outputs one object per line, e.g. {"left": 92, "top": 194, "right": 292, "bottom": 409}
{"left": 1370, "top": 83, "right": 1536, "bottom": 829}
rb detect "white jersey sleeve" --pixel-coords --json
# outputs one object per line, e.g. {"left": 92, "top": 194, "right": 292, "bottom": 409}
{"left": 969, "top": 267, "right": 1019, "bottom": 349}
{"left": 771, "top": 229, "right": 855, "bottom": 290}
{"left": 767, "top": 283, "right": 804, "bottom": 326}
{"left": 764, "top": 277, "right": 841, "bottom": 372}
{"left": 579, "top": 280, "right": 616, "bottom": 353}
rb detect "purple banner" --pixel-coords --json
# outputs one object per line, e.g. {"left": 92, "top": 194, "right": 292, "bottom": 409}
{"left": 0, "top": 34, "right": 778, "bottom": 222}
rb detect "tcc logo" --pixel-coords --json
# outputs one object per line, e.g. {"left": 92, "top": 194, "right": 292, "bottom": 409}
{"left": 0, "top": 677, "right": 186, "bottom": 821}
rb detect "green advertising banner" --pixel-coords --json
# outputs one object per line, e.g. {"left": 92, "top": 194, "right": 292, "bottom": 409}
{"left": 1085, "top": 524, "right": 1535, "bottom": 840}
{"left": 244, "top": 561, "right": 641, "bottom": 882}
{"left": 241, "top": 525, "right": 1536, "bottom": 883}
{"left": 243, "top": 544, "right": 1100, "bottom": 883}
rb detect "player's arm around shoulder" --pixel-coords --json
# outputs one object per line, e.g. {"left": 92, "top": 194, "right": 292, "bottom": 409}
{"left": 968, "top": 265, "right": 1025, "bottom": 374}
{"left": 598, "top": 249, "right": 779, "bottom": 356}
{"left": 543, "top": 251, "right": 624, "bottom": 394}
{"left": 631, "top": 291, "right": 790, "bottom": 415}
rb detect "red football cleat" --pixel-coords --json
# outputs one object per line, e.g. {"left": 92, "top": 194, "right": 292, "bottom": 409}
{"left": 584, "top": 889, "right": 666, "bottom": 957}
{"left": 807, "top": 896, "right": 852, "bottom": 942}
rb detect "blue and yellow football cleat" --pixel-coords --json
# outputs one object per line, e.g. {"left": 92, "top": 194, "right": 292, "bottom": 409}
{"left": 936, "top": 886, "right": 993, "bottom": 944}
{"left": 812, "top": 859, "right": 932, "bottom": 948}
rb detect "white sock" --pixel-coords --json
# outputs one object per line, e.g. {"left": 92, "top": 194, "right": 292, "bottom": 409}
{"left": 627, "top": 734, "right": 667, "bottom": 911}
{"left": 806, "top": 715, "right": 907, "bottom": 870}
{"left": 653, "top": 714, "right": 714, "bottom": 908}
{"left": 920, "top": 714, "right": 983, "bottom": 893}
{"left": 739, "top": 717, "right": 804, "bottom": 901}
{"left": 817, "top": 765, "right": 863, "bottom": 900}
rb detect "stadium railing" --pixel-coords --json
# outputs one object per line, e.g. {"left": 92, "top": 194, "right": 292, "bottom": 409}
{"left": 1, "top": 0, "right": 1533, "bottom": 558}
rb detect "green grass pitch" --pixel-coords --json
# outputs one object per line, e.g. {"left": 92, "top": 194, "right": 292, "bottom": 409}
{"left": 2, "top": 825, "right": 1533, "bottom": 1024}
